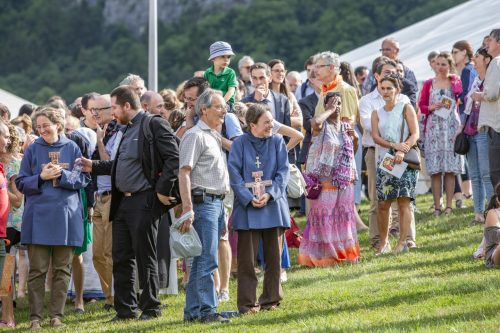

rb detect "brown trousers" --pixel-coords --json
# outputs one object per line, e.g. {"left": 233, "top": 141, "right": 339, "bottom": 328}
{"left": 237, "top": 228, "right": 284, "bottom": 313}
{"left": 27, "top": 245, "right": 73, "bottom": 321}
{"left": 92, "top": 193, "right": 113, "bottom": 305}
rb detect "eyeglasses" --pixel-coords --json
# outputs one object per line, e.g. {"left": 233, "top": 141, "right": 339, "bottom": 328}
{"left": 184, "top": 96, "right": 197, "bottom": 103}
{"left": 379, "top": 48, "right": 393, "bottom": 52}
{"left": 211, "top": 104, "right": 226, "bottom": 111}
{"left": 90, "top": 106, "right": 111, "bottom": 113}
{"left": 314, "top": 64, "right": 330, "bottom": 69}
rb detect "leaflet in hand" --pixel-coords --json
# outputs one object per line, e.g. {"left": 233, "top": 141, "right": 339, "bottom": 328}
{"left": 379, "top": 153, "right": 407, "bottom": 179}
{"left": 434, "top": 96, "right": 454, "bottom": 119}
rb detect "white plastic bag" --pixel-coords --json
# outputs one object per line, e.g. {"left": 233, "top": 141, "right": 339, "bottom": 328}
{"left": 287, "top": 164, "right": 306, "bottom": 198}
{"left": 170, "top": 211, "right": 202, "bottom": 259}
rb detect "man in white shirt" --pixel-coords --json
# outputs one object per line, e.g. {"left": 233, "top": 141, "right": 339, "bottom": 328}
{"left": 359, "top": 59, "right": 416, "bottom": 249}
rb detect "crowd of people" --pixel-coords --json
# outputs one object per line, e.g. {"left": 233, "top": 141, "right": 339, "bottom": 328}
{"left": 0, "top": 29, "right": 499, "bottom": 329}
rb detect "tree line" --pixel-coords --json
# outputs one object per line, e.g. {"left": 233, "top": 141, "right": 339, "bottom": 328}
{"left": 0, "top": 0, "right": 465, "bottom": 105}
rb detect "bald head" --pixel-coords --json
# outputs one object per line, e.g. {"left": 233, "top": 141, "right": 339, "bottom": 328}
{"left": 381, "top": 37, "right": 400, "bottom": 60}
{"left": 88, "top": 94, "right": 113, "bottom": 126}
{"left": 141, "top": 91, "right": 165, "bottom": 115}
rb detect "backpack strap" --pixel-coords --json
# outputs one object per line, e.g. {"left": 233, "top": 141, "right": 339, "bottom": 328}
{"left": 141, "top": 114, "right": 162, "bottom": 183}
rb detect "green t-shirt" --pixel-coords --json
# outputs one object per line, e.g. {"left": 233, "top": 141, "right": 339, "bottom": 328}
{"left": 204, "top": 65, "right": 238, "bottom": 105}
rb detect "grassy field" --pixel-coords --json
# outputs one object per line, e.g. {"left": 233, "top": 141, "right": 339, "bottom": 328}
{"left": 8, "top": 195, "right": 500, "bottom": 332}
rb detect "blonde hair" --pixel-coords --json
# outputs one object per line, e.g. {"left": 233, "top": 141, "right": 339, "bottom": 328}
{"left": 33, "top": 107, "right": 65, "bottom": 134}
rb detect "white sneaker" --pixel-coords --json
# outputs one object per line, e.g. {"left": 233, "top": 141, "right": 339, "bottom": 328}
{"left": 218, "top": 290, "right": 230, "bottom": 302}
{"left": 473, "top": 247, "right": 484, "bottom": 259}
{"left": 280, "top": 270, "right": 288, "bottom": 283}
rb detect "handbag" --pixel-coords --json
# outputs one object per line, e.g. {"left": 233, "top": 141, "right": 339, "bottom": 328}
{"left": 400, "top": 107, "right": 421, "bottom": 170}
{"left": 170, "top": 211, "right": 202, "bottom": 259}
{"left": 303, "top": 172, "right": 322, "bottom": 199}
{"left": 287, "top": 164, "right": 306, "bottom": 199}
{"left": 285, "top": 216, "right": 303, "bottom": 248}
{"left": 454, "top": 111, "right": 471, "bottom": 155}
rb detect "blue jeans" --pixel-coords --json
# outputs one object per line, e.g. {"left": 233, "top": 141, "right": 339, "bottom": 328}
{"left": 467, "top": 132, "right": 494, "bottom": 213}
{"left": 184, "top": 196, "right": 225, "bottom": 320}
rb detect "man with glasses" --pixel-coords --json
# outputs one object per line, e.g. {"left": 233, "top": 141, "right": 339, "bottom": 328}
{"left": 87, "top": 94, "right": 121, "bottom": 311}
{"left": 182, "top": 76, "right": 242, "bottom": 304}
{"left": 379, "top": 38, "right": 417, "bottom": 89}
{"left": 313, "top": 51, "right": 359, "bottom": 125}
{"left": 238, "top": 55, "right": 255, "bottom": 98}
{"left": 140, "top": 91, "right": 166, "bottom": 116}
{"left": 178, "top": 89, "right": 230, "bottom": 324}
{"left": 80, "top": 92, "right": 100, "bottom": 131}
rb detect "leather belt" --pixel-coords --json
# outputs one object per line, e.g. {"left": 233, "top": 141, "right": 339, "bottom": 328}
{"left": 206, "top": 193, "right": 225, "bottom": 200}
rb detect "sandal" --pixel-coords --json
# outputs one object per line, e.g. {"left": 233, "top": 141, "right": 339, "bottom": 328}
{"left": 444, "top": 207, "right": 453, "bottom": 215}
{"left": 433, "top": 208, "right": 442, "bottom": 217}
{"left": 463, "top": 193, "right": 473, "bottom": 199}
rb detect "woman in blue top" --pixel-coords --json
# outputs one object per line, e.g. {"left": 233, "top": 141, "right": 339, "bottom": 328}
{"left": 228, "top": 103, "right": 290, "bottom": 314}
{"left": 16, "top": 107, "right": 90, "bottom": 329}
{"left": 452, "top": 40, "right": 477, "bottom": 204}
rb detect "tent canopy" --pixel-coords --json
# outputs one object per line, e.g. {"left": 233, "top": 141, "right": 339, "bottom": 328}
{"left": 0, "top": 88, "right": 34, "bottom": 119}
{"left": 341, "top": 0, "right": 499, "bottom": 82}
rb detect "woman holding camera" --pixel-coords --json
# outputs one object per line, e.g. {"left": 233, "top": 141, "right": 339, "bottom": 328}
{"left": 298, "top": 92, "right": 360, "bottom": 267}
{"left": 418, "top": 52, "right": 463, "bottom": 216}
{"left": 228, "top": 103, "right": 290, "bottom": 314}
{"left": 371, "top": 75, "right": 419, "bottom": 254}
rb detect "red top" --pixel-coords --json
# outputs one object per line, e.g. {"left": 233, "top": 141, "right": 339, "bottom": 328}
{"left": 0, "top": 162, "right": 9, "bottom": 238}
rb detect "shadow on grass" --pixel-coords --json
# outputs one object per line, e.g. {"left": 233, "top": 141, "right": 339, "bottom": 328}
{"left": 292, "top": 306, "right": 500, "bottom": 333}
{"left": 288, "top": 252, "right": 475, "bottom": 288}
{"left": 223, "top": 280, "right": 490, "bottom": 330}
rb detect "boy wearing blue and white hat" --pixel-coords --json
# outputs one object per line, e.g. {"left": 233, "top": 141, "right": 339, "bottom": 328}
{"left": 204, "top": 41, "right": 238, "bottom": 107}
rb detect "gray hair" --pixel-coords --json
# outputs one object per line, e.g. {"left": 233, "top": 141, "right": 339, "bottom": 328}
{"left": 287, "top": 71, "right": 302, "bottom": 81}
{"left": 382, "top": 37, "right": 400, "bottom": 49}
{"left": 491, "top": 29, "right": 500, "bottom": 42}
{"left": 314, "top": 51, "right": 341, "bottom": 75}
{"left": 194, "top": 88, "right": 223, "bottom": 117}
{"left": 238, "top": 55, "right": 254, "bottom": 68}
{"left": 119, "top": 73, "right": 145, "bottom": 86}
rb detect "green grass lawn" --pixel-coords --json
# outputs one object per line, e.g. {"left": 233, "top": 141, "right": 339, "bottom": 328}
{"left": 9, "top": 195, "right": 500, "bottom": 332}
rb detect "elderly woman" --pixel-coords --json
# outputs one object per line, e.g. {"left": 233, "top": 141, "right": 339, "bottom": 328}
{"left": 228, "top": 103, "right": 290, "bottom": 314}
{"left": 298, "top": 92, "right": 360, "bottom": 267}
{"left": 371, "top": 76, "right": 419, "bottom": 254}
{"left": 16, "top": 107, "right": 90, "bottom": 329}
{"left": 419, "top": 52, "right": 463, "bottom": 216}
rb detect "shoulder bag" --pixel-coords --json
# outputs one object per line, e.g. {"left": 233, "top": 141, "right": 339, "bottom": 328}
{"left": 400, "top": 107, "right": 421, "bottom": 170}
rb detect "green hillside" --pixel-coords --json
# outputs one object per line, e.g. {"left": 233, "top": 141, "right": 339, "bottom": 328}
{"left": 0, "top": 0, "right": 466, "bottom": 105}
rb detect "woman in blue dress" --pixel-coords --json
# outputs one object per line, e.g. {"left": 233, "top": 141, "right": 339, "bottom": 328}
{"left": 228, "top": 103, "right": 290, "bottom": 314}
{"left": 16, "top": 107, "right": 90, "bottom": 329}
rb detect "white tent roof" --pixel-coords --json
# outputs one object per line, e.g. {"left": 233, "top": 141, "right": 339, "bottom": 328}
{"left": 0, "top": 88, "right": 34, "bottom": 119}
{"left": 341, "top": 0, "right": 500, "bottom": 82}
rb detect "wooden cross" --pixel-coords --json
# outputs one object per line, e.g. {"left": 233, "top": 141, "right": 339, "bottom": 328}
{"left": 42, "top": 151, "right": 69, "bottom": 187}
{"left": 245, "top": 171, "right": 272, "bottom": 200}
{"left": 255, "top": 156, "right": 262, "bottom": 169}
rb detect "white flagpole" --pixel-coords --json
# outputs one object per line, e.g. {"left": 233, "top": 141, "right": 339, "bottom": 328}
{"left": 148, "top": 0, "right": 158, "bottom": 91}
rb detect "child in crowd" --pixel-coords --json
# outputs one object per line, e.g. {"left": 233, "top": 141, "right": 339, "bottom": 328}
{"left": 483, "top": 184, "right": 500, "bottom": 268}
{"left": 204, "top": 41, "right": 238, "bottom": 109}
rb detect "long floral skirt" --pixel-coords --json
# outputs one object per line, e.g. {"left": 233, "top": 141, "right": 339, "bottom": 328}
{"left": 298, "top": 182, "right": 360, "bottom": 267}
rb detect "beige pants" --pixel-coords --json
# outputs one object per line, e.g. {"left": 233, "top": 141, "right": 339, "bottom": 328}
{"left": 28, "top": 245, "right": 73, "bottom": 321}
{"left": 92, "top": 193, "right": 114, "bottom": 305}
{"left": 365, "top": 147, "right": 416, "bottom": 243}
